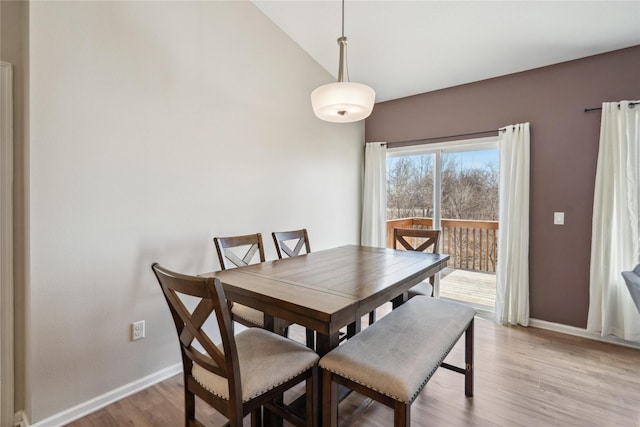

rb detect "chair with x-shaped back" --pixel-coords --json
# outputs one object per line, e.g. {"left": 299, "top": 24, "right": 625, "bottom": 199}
{"left": 368, "top": 227, "right": 441, "bottom": 324}
{"left": 152, "top": 263, "right": 318, "bottom": 427}
{"left": 213, "top": 233, "right": 273, "bottom": 331}
{"left": 272, "top": 229, "right": 311, "bottom": 259}
{"left": 272, "top": 229, "right": 315, "bottom": 348}
{"left": 393, "top": 227, "right": 441, "bottom": 301}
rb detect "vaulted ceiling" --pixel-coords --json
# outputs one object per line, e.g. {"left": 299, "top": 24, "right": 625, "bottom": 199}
{"left": 254, "top": 1, "right": 640, "bottom": 102}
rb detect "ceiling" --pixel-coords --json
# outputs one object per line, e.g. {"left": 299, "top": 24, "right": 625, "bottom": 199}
{"left": 253, "top": 1, "right": 640, "bottom": 102}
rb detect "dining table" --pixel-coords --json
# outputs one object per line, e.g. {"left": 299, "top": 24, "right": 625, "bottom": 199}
{"left": 202, "top": 244, "right": 449, "bottom": 356}
{"left": 201, "top": 244, "right": 449, "bottom": 425}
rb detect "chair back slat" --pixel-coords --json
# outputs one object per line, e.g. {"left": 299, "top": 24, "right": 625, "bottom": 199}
{"left": 393, "top": 228, "right": 440, "bottom": 253}
{"left": 272, "top": 229, "right": 311, "bottom": 259}
{"left": 214, "top": 233, "right": 266, "bottom": 270}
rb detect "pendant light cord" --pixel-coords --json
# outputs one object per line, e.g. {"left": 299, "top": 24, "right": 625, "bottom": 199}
{"left": 340, "top": 0, "right": 350, "bottom": 82}
{"left": 341, "top": 0, "right": 345, "bottom": 38}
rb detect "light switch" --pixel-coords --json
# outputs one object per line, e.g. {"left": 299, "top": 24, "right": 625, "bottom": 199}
{"left": 554, "top": 212, "right": 565, "bottom": 225}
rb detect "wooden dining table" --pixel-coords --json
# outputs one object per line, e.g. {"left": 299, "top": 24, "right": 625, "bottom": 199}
{"left": 202, "top": 244, "right": 449, "bottom": 356}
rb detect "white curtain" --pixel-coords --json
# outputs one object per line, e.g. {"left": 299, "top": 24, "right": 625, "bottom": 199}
{"left": 361, "top": 142, "right": 387, "bottom": 247}
{"left": 587, "top": 101, "right": 640, "bottom": 342}
{"left": 495, "top": 123, "right": 530, "bottom": 326}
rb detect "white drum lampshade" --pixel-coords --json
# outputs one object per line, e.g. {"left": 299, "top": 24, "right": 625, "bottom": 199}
{"left": 311, "top": 82, "right": 375, "bottom": 123}
{"left": 311, "top": 0, "right": 375, "bottom": 123}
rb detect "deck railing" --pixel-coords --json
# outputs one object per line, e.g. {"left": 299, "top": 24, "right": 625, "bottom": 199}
{"left": 386, "top": 217, "right": 499, "bottom": 273}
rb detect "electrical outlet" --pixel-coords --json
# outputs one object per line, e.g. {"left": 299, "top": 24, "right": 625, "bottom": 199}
{"left": 132, "top": 320, "right": 145, "bottom": 341}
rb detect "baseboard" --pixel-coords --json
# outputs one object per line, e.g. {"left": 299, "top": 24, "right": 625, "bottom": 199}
{"left": 467, "top": 307, "right": 640, "bottom": 350}
{"left": 29, "top": 363, "right": 181, "bottom": 427}
{"left": 528, "top": 318, "right": 640, "bottom": 350}
{"left": 19, "top": 319, "right": 640, "bottom": 426}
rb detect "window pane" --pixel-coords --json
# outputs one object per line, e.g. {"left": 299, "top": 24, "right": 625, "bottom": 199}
{"left": 441, "top": 149, "right": 498, "bottom": 221}
{"left": 386, "top": 154, "right": 433, "bottom": 220}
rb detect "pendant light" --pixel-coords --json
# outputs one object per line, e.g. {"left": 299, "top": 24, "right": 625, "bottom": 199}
{"left": 311, "top": 0, "right": 375, "bottom": 123}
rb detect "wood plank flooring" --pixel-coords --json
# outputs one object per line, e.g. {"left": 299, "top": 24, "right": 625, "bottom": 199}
{"left": 65, "top": 316, "right": 640, "bottom": 427}
{"left": 440, "top": 268, "right": 496, "bottom": 308}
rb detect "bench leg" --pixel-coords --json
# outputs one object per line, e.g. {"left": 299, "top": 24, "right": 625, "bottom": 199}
{"left": 393, "top": 401, "right": 410, "bottom": 427}
{"left": 465, "top": 319, "right": 474, "bottom": 397}
{"left": 322, "top": 369, "right": 338, "bottom": 427}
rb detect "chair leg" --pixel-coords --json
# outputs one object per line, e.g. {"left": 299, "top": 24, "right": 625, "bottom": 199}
{"left": 306, "top": 366, "right": 319, "bottom": 427}
{"left": 322, "top": 370, "right": 338, "bottom": 427}
{"left": 184, "top": 380, "right": 195, "bottom": 426}
{"left": 394, "top": 401, "right": 410, "bottom": 427}
{"left": 250, "top": 407, "right": 262, "bottom": 427}
{"left": 306, "top": 328, "right": 315, "bottom": 350}
{"left": 346, "top": 317, "right": 361, "bottom": 339}
{"left": 368, "top": 310, "right": 376, "bottom": 325}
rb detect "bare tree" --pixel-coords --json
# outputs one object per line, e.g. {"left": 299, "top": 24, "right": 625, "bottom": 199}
{"left": 387, "top": 153, "right": 498, "bottom": 221}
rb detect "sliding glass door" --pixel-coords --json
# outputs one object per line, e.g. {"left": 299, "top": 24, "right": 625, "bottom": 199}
{"left": 387, "top": 137, "right": 498, "bottom": 310}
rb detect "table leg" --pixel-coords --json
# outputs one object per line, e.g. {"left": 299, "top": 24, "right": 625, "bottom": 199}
{"left": 263, "top": 315, "right": 288, "bottom": 336}
{"left": 315, "top": 331, "right": 341, "bottom": 357}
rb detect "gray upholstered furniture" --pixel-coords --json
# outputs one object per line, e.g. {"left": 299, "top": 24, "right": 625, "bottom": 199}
{"left": 152, "top": 263, "right": 319, "bottom": 427}
{"left": 622, "top": 264, "right": 640, "bottom": 314}
{"left": 319, "top": 296, "right": 475, "bottom": 427}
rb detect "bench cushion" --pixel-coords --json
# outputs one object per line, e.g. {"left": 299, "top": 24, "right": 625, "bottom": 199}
{"left": 319, "top": 296, "right": 475, "bottom": 404}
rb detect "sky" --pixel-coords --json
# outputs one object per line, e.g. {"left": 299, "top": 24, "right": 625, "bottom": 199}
{"left": 445, "top": 149, "right": 499, "bottom": 170}
{"left": 387, "top": 148, "right": 499, "bottom": 172}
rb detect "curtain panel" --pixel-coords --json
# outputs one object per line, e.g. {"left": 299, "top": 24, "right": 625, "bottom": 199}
{"left": 361, "top": 142, "right": 387, "bottom": 247}
{"left": 587, "top": 101, "right": 640, "bottom": 342}
{"left": 495, "top": 123, "right": 530, "bottom": 326}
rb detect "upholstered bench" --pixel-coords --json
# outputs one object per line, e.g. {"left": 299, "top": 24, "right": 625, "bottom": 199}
{"left": 319, "top": 296, "right": 475, "bottom": 427}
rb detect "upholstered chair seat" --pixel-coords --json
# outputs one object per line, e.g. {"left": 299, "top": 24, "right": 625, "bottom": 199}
{"left": 193, "top": 327, "right": 318, "bottom": 402}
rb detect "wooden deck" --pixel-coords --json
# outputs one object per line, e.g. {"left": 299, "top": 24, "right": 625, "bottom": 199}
{"left": 439, "top": 267, "right": 496, "bottom": 309}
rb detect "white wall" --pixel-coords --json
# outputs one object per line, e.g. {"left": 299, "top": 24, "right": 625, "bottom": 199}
{"left": 29, "top": 1, "right": 363, "bottom": 423}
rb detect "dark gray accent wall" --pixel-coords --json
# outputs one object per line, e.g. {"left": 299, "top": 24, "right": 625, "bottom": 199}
{"left": 365, "top": 45, "right": 640, "bottom": 328}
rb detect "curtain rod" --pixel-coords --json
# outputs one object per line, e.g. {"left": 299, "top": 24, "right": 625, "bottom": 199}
{"left": 380, "top": 129, "right": 500, "bottom": 149}
{"left": 584, "top": 101, "right": 639, "bottom": 113}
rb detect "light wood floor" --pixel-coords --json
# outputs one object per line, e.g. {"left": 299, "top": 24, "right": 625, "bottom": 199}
{"left": 65, "top": 315, "right": 640, "bottom": 427}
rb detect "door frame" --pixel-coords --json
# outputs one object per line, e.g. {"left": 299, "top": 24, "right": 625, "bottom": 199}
{"left": 387, "top": 136, "right": 498, "bottom": 298}
{"left": 1, "top": 60, "right": 14, "bottom": 427}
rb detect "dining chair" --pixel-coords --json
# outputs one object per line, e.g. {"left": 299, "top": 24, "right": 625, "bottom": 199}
{"left": 213, "top": 233, "right": 270, "bottom": 330}
{"left": 367, "top": 227, "right": 440, "bottom": 324}
{"left": 393, "top": 227, "right": 441, "bottom": 300}
{"left": 272, "top": 229, "right": 311, "bottom": 259}
{"left": 364, "top": 226, "right": 443, "bottom": 325}
{"left": 272, "top": 229, "right": 315, "bottom": 348}
{"left": 214, "top": 233, "right": 266, "bottom": 270}
{"left": 152, "top": 263, "right": 318, "bottom": 427}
